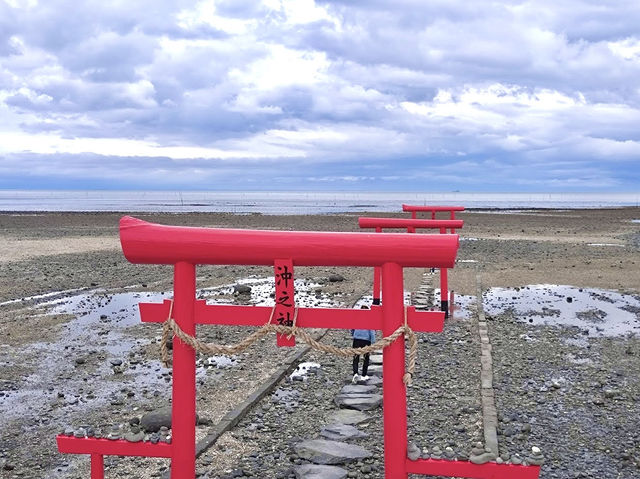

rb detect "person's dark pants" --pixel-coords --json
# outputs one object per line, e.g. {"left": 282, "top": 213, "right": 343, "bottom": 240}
{"left": 352, "top": 338, "right": 371, "bottom": 376}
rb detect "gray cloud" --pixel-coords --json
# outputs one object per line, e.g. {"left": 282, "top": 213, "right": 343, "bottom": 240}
{"left": 0, "top": 0, "right": 638, "bottom": 191}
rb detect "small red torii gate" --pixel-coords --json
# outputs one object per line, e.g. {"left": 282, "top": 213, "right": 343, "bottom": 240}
{"left": 359, "top": 216, "right": 462, "bottom": 317}
{"left": 403, "top": 204, "right": 465, "bottom": 223}
{"left": 56, "top": 216, "right": 539, "bottom": 479}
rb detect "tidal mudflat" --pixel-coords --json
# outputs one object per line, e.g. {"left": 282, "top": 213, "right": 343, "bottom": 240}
{"left": 0, "top": 208, "right": 638, "bottom": 478}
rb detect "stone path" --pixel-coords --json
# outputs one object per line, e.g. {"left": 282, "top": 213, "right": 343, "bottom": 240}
{"left": 293, "top": 331, "right": 384, "bottom": 478}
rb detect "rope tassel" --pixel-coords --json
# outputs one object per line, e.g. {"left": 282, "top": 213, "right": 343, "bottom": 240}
{"left": 161, "top": 301, "right": 418, "bottom": 385}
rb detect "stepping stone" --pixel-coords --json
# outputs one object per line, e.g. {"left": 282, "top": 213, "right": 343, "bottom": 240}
{"left": 340, "top": 384, "right": 377, "bottom": 395}
{"left": 369, "top": 354, "right": 383, "bottom": 365}
{"left": 294, "top": 464, "right": 347, "bottom": 479}
{"left": 295, "top": 439, "right": 371, "bottom": 465}
{"left": 361, "top": 376, "right": 382, "bottom": 386}
{"left": 335, "top": 393, "right": 383, "bottom": 411}
{"left": 365, "top": 365, "right": 383, "bottom": 377}
{"left": 326, "top": 409, "right": 370, "bottom": 425}
{"left": 320, "top": 423, "right": 367, "bottom": 441}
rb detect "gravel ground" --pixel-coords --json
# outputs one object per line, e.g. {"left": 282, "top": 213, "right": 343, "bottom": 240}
{"left": 0, "top": 208, "right": 639, "bottom": 478}
{"left": 490, "top": 307, "right": 640, "bottom": 479}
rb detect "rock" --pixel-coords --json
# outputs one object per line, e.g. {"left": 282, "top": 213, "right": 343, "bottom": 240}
{"left": 110, "top": 358, "right": 123, "bottom": 366}
{"left": 407, "top": 442, "right": 421, "bottom": 461}
{"left": 320, "top": 423, "right": 367, "bottom": 441}
{"left": 339, "top": 385, "right": 377, "bottom": 395}
{"left": 369, "top": 354, "right": 383, "bottom": 365}
{"left": 604, "top": 389, "right": 620, "bottom": 399}
{"left": 470, "top": 451, "right": 496, "bottom": 465}
{"left": 272, "top": 388, "right": 301, "bottom": 406}
{"left": 294, "top": 464, "right": 347, "bottom": 479}
{"left": 233, "top": 284, "right": 252, "bottom": 294}
{"left": 295, "top": 439, "right": 371, "bottom": 465}
{"left": 328, "top": 274, "right": 345, "bottom": 282}
{"left": 140, "top": 406, "right": 198, "bottom": 432}
{"left": 124, "top": 430, "right": 144, "bottom": 442}
{"left": 430, "top": 445, "right": 442, "bottom": 460}
{"left": 326, "top": 409, "right": 370, "bottom": 425}
{"left": 364, "top": 375, "right": 382, "bottom": 385}
{"left": 364, "top": 365, "right": 383, "bottom": 377}
{"left": 444, "top": 447, "right": 456, "bottom": 460}
{"left": 527, "top": 446, "right": 545, "bottom": 466}
{"left": 470, "top": 442, "right": 484, "bottom": 456}
{"left": 334, "top": 393, "right": 382, "bottom": 411}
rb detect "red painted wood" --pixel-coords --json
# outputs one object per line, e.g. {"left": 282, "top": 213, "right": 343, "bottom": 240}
{"left": 406, "top": 458, "right": 540, "bottom": 478}
{"left": 358, "top": 217, "right": 463, "bottom": 231}
{"left": 358, "top": 216, "right": 463, "bottom": 314}
{"left": 402, "top": 204, "right": 465, "bottom": 213}
{"left": 119, "top": 216, "right": 458, "bottom": 267}
{"left": 139, "top": 301, "right": 445, "bottom": 333}
{"left": 382, "top": 262, "right": 408, "bottom": 477}
{"left": 171, "top": 262, "right": 196, "bottom": 479}
{"left": 91, "top": 454, "right": 104, "bottom": 479}
{"left": 274, "top": 259, "right": 295, "bottom": 346}
{"left": 56, "top": 436, "right": 172, "bottom": 457}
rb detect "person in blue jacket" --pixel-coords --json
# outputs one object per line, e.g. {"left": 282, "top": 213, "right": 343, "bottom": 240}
{"left": 351, "top": 305, "right": 376, "bottom": 383}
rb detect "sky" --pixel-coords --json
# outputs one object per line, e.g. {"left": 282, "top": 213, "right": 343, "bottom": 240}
{"left": 1, "top": 0, "right": 639, "bottom": 192}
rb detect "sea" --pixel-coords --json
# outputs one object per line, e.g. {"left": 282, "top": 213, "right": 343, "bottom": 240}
{"left": 0, "top": 190, "right": 638, "bottom": 215}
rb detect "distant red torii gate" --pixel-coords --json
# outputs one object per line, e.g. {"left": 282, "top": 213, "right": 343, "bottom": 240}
{"left": 402, "top": 204, "right": 465, "bottom": 223}
{"left": 56, "top": 216, "right": 539, "bottom": 479}
{"left": 359, "top": 216, "right": 463, "bottom": 316}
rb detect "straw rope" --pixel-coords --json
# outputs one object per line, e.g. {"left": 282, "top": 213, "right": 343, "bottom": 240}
{"left": 160, "top": 300, "right": 418, "bottom": 385}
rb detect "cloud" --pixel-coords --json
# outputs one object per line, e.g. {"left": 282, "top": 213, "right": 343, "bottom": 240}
{"left": 0, "top": 0, "right": 638, "bottom": 191}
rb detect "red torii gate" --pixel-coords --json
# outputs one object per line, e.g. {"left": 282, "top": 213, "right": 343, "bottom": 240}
{"left": 57, "top": 216, "right": 539, "bottom": 479}
{"left": 403, "top": 204, "right": 465, "bottom": 223}
{"left": 359, "top": 216, "right": 462, "bottom": 317}
{"left": 402, "top": 205, "right": 465, "bottom": 314}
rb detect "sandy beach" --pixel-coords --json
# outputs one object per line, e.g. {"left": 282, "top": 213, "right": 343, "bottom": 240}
{"left": 0, "top": 208, "right": 639, "bottom": 478}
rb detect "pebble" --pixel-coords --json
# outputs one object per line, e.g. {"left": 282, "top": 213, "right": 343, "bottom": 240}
{"left": 443, "top": 446, "right": 456, "bottom": 460}
{"left": 470, "top": 452, "right": 496, "bottom": 465}
{"left": 124, "top": 425, "right": 144, "bottom": 443}
{"left": 407, "top": 442, "right": 421, "bottom": 461}
{"left": 527, "top": 446, "right": 545, "bottom": 466}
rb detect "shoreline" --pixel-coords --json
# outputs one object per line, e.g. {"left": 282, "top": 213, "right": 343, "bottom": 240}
{"left": 1, "top": 205, "right": 639, "bottom": 214}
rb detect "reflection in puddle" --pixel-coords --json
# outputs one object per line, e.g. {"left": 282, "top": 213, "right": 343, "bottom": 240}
{"left": 484, "top": 285, "right": 640, "bottom": 337}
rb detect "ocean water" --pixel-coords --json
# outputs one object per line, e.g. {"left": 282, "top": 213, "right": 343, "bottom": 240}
{"left": 0, "top": 190, "right": 638, "bottom": 214}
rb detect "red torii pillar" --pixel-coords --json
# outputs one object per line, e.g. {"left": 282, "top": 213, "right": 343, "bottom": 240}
{"left": 359, "top": 216, "right": 463, "bottom": 318}
{"left": 57, "top": 216, "right": 539, "bottom": 479}
{"left": 402, "top": 205, "right": 465, "bottom": 315}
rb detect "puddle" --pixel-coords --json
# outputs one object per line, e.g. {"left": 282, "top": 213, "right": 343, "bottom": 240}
{"left": 200, "top": 276, "right": 336, "bottom": 308}
{"left": 587, "top": 243, "right": 625, "bottom": 247}
{"left": 631, "top": 219, "right": 640, "bottom": 224}
{"left": 461, "top": 237, "right": 480, "bottom": 241}
{"left": 457, "top": 259, "right": 477, "bottom": 263}
{"left": 449, "top": 292, "right": 476, "bottom": 320}
{"left": 484, "top": 285, "right": 640, "bottom": 337}
{"left": 289, "top": 362, "right": 321, "bottom": 381}
{"left": 0, "top": 277, "right": 343, "bottom": 424}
